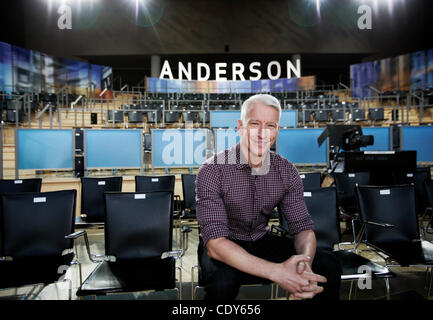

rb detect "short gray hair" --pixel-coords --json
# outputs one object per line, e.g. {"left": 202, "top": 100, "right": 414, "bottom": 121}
{"left": 240, "top": 94, "right": 282, "bottom": 124}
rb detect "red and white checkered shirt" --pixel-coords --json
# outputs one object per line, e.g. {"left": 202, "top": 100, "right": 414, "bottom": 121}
{"left": 196, "top": 143, "right": 314, "bottom": 245}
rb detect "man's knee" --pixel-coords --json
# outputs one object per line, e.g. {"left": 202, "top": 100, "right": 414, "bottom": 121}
{"left": 204, "top": 263, "right": 242, "bottom": 300}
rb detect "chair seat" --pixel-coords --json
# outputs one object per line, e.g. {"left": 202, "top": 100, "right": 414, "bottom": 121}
{"left": 366, "top": 240, "right": 433, "bottom": 266}
{"left": 77, "top": 257, "right": 175, "bottom": 296}
{"left": 0, "top": 253, "right": 74, "bottom": 289}
{"left": 333, "top": 250, "right": 394, "bottom": 280}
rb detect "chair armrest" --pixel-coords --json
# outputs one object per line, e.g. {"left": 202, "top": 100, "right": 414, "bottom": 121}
{"left": 364, "top": 221, "right": 394, "bottom": 228}
{"left": 354, "top": 220, "right": 394, "bottom": 251}
{"left": 161, "top": 249, "right": 183, "bottom": 260}
{"left": 65, "top": 230, "right": 86, "bottom": 239}
{"left": 65, "top": 230, "right": 103, "bottom": 263}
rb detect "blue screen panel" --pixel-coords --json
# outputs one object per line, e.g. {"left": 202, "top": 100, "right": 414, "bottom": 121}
{"left": 0, "top": 41, "right": 12, "bottom": 94}
{"left": 214, "top": 129, "right": 240, "bottom": 153}
{"left": 152, "top": 129, "right": 208, "bottom": 168}
{"left": 427, "top": 49, "right": 433, "bottom": 89}
{"left": 411, "top": 50, "right": 426, "bottom": 90}
{"left": 277, "top": 129, "right": 327, "bottom": 165}
{"left": 210, "top": 111, "right": 240, "bottom": 128}
{"left": 17, "top": 129, "right": 73, "bottom": 170}
{"left": 85, "top": 129, "right": 142, "bottom": 168}
{"left": 280, "top": 110, "right": 297, "bottom": 128}
{"left": 402, "top": 126, "right": 433, "bottom": 162}
{"left": 360, "top": 127, "right": 390, "bottom": 151}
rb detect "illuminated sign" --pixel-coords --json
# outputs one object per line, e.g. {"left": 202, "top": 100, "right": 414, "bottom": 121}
{"left": 159, "top": 59, "right": 301, "bottom": 81}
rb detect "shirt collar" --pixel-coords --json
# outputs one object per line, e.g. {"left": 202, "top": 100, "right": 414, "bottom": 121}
{"left": 233, "top": 143, "right": 271, "bottom": 174}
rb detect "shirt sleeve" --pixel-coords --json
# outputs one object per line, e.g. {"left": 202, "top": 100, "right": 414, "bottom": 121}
{"left": 278, "top": 161, "right": 315, "bottom": 235}
{"left": 195, "top": 162, "right": 229, "bottom": 245}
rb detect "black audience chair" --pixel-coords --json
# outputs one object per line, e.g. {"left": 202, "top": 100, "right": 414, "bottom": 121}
{"left": 424, "top": 180, "right": 433, "bottom": 235}
{"left": 127, "top": 111, "right": 143, "bottom": 123}
{"left": 368, "top": 108, "right": 385, "bottom": 124}
{"left": 314, "top": 110, "right": 329, "bottom": 122}
{"left": 393, "top": 167, "right": 431, "bottom": 219}
{"left": 298, "top": 110, "right": 312, "bottom": 125}
{"left": 0, "top": 178, "right": 42, "bottom": 193}
{"left": 351, "top": 108, "right": 366, "bottom": 122}
{"left": 76, "top": 191, "right": 183, "bottom": 299}
{"left": 0, "top": 190, "right": 80, "bottom": 299}
{"left": 331, "top": 109, "right": 346, "bottom": 122}
{"left": 299, "top": 172, "right": 322, "bottom": 189}
{"left": 135, "top": 174, "right": 182, "bottom": 217}
{"left": 77, "top": 176, "right": 123, "bottom": 226}
{"left": 270, "top": 172, "right": 322, "bottom": 223}
{"left": 355, "top": 184, "right": 433, "bottom": 297}
{"left": 135, "top": 175, "right": 185, "bottom": 248}
{"left": 181, "top": 174, "right": 197, "bottom": 222}
{"left": 106, "top": 110, "right": 124, "bottom": 124}
{"left": 272, "top": 187, "right": 394, "bottom": 299}
{"left": 146, "top": 110, "right": 162, "bottom": 123}
{"left": 165, "top": 111, "right": 180, "bottom": 124}
{"left": 198, "top": 111, "right": 210, "bottom": 123}
{"left": 182, "top": 111, "right": 197, "bottom": 123}
{"left": 414, "top": 167, "right": 432, "bottom": 217}
{"left": 332, "top": 172, "right": 371, "bottom": 243}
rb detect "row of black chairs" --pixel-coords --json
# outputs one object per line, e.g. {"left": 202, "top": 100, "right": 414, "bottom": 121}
{"left": 1, "top": 171, "right": 432, "bottom": 300}
{"left": 106, "top": 109, "right": 210, "bottom": 124}
{"left": 0, "top": 175, "right": 198, "bottom": 299}
{"left": 298, "top": 107, "right": 387, "bottom": 124}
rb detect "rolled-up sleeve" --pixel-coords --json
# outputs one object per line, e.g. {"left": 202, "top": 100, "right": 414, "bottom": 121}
{"left": 195, "top": 163, "right": 229, "bottom": 245}
{"left": 278, "top": 163, "right": 315, "bottom": 235}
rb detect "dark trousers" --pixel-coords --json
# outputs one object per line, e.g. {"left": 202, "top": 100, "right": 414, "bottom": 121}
{"left": 198, "top": 233, "right": 342, "bottom": 300}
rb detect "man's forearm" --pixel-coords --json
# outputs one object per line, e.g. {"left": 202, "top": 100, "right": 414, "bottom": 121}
{"left": 294, "top": 229, "right": 317, "bottom": 265}
{"left": 206, "top": 237, "right": 277, "bottom": 280}
{"left": 206, "top": 236, "right": 324, "bottom": 295}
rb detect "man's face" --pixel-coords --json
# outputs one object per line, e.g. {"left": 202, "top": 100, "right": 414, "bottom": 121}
{"left": 238, "top": 102, "right": 280, "bottom": 159}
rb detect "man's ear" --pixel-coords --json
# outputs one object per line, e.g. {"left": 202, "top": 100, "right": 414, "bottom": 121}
{"left": 237, "top": 119, "right": 243, "bottom": 133}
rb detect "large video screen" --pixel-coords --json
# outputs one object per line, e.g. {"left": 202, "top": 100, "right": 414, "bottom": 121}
{"left": 0, "top": 41, "right": 12, "bottom": 94}
{"left": 0, "top": 41, "right": 111, "bottom": 95}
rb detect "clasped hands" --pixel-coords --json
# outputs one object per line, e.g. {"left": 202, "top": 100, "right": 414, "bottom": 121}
{"left": 271, "top": 255, "right": 327, "bottom": 300}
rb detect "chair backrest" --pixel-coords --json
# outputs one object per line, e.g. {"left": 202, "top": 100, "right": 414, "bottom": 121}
{"left": 104, "top": 191, "right": 173, "bottom": 261}
{"left": 425, "top": 179, "right": 433, "bottom": 209}
{"left": 0, "top": 178, "right": 42, "bottom": 193}
{"left": 135, "top": 175, "right": 175, "bottom": 193}
{"left": 355, "top": 184, "right": 420, "bottom": 245}
{"left": 332, "top": 172, "right": 370, "bottom": 213}
{"left": 80, "top": 177, "right": 122, "bottom": 222}
{"left": 351, "top": 108, "right": 366, "bottom": 121}
{"left": 368, "top": 108, "right": 384, "bottom": 121}
{"left": 414, "top": 167, "right": 431, "bottom": 214}
{"left": 299, "top": 172, "right": 321, "bottom": 189}
{"left": 0, "top": 190, "right": 76, "bottom": 259}
{"left": 392, "top": 167, "right": 431, "bottom": 214}
{"left": 331, "top": 109, "right": 345, "bottom": 122}
{"left": 278, "top": 187, "right": 340, "bottom": 251}
{"left": 315, "top": 110, "right": 328, "bottom": 122}
{"left": 303, "top": 187, "right": 340, "bottom": 251}
{"left": 182, "top": 174, "right": 196, "bottom": 211}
